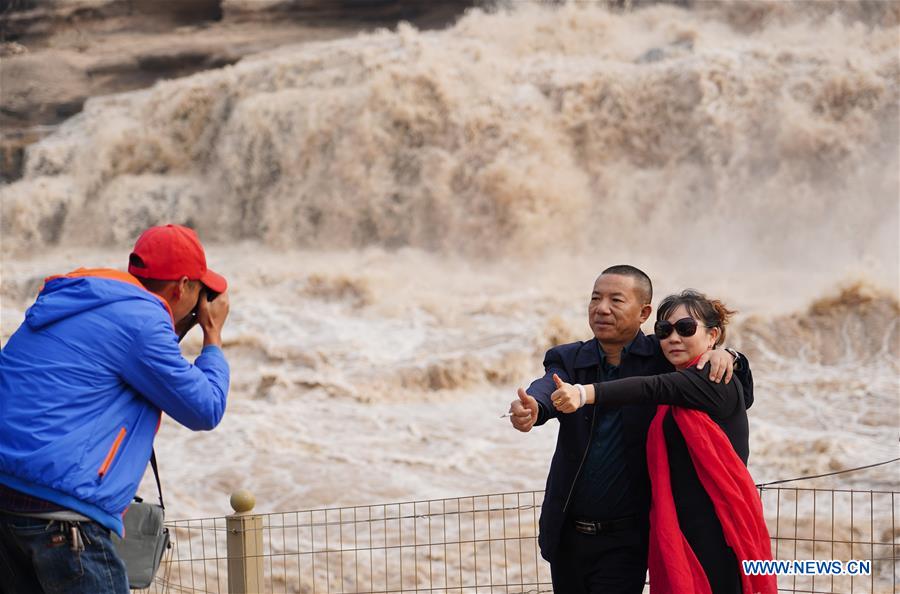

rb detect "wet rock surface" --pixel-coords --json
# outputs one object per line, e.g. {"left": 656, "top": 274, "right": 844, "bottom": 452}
{"left": 0, "top": 0, "right": 476, "bottom": 182}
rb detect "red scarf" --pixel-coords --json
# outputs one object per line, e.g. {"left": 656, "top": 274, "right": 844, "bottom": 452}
{"left": 646, "top": 356, "right": 777, "bottom": 594}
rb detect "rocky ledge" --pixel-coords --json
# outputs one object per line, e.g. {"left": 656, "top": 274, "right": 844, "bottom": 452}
{"left": 0, "top": 0, "right": 476, "bottom": 181}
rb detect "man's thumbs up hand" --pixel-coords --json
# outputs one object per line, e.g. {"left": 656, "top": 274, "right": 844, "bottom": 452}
{"left": 509, "top": 387, "right": 539, "bottom": 432}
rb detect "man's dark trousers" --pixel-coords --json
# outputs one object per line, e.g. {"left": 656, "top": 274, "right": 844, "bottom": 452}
{"left": 550, "top": 523, "right": 648, "bottom": 593}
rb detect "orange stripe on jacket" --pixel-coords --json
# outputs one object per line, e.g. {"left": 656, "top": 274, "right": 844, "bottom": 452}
{"left": 98, "top": 427, "right": 127, "bottom": 477}
{"left": 43, "top": 268, "right": 174, "bottom": 323}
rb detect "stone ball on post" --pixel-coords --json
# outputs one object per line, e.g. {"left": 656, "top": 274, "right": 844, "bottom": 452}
{"left": 230, "top": 489, "right": 256, "bottom": 514}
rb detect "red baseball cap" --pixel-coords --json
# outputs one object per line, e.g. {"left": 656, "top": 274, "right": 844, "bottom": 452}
{"left": 128, "top": 224, "right": 227, "bottom": 294}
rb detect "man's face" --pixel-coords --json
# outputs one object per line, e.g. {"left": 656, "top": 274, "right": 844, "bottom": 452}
{"left": 588, "top": 274, "right": 651, "bottom": 346}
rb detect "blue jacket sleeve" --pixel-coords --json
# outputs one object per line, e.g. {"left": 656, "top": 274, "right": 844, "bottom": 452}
{"left": 527, "top": 347, "right": 569, "bottom": 426}
{"left": 120, "top": 316, "right": 229, "bottom": 430}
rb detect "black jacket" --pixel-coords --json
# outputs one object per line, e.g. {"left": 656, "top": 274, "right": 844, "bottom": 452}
{"left": 595, "top": 364, "right": 749, "bottom": 463}
{"left": 527, "top": 332, "right": 754, "bottom": 563}
{"left": 594, "top": 364, "right": 753, "bottom": 593}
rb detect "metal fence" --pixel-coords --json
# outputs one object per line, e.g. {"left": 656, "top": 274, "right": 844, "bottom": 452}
{"left": 141, "top": 491, "right": 549, "bottom": 594}
{"left": 138, "top": 486, "right": 899, "bottom": 594}
{"left": 761, "top": 486, "right": 897, "bottom": 594}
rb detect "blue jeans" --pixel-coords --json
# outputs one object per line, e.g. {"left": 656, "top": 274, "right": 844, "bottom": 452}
{"left": 0, "top": 512, "right": 128, "bottom": 594}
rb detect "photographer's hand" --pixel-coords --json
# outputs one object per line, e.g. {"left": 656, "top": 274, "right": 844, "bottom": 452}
{"left": 197, "top": 290, "right": 230, "bottom": 348}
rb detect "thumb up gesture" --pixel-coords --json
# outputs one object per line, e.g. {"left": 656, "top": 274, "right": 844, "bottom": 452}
{"left": 508, "top": 387, "right": 539, "bottom": 432}
{"left": 551, "top": 373, "right": 581, "bottom": 414}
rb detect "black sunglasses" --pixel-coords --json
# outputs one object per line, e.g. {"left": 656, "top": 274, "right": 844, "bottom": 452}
{"left": 654, "top": 317, "right": 707, "bottom": 339}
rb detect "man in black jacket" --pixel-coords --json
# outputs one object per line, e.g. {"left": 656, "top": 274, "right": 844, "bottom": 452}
{"left": 508, "top": 265, "right": 751, "bottom": 594}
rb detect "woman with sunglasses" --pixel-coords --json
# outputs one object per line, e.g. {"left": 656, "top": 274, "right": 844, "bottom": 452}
{"left": 550, "top": 290, "right": 776, "bottom": 594}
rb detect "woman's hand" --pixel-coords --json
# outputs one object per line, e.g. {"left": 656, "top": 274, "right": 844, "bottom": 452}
{"left": 551, "top": 373, "right": 582, "bottom": 413}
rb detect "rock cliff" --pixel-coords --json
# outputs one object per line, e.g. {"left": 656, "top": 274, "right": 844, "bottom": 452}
{"left": 0, "top": 0, "right": 476, "bottom": 181}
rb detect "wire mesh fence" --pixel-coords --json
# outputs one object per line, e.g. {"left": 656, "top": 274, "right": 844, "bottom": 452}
{"left": 137, "top": 486, "right": 898, "bottom": 594}
{"left": 141, "top": 491, "right": 550, "bottom": 594}
{"left": 760, "top": 487, "right": 897, "bottom": 594}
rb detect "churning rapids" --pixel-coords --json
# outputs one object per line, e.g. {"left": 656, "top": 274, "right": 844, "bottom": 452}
{"left": 1, "top": 2, "right": 897, "bottom": 527}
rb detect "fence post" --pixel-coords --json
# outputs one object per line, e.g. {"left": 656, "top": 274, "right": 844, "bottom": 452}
{"left": 226, "top": 489, "right": 265, "bottom": 594}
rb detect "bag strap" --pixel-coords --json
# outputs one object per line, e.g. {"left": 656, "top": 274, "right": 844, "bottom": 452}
{"left": 150, "top": 449, "right": 165, "bottom": 510}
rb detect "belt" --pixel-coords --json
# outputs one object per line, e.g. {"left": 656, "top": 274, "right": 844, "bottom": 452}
{"left": 572, "top": 515, "right": 637, "bottom": 535}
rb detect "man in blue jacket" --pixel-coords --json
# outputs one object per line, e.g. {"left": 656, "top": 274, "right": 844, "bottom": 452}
{"left": 0, "top": 224, "right": 231, "bottom": 594}
{"left": 508, "top": 265, "right": 751, "bottom": 594}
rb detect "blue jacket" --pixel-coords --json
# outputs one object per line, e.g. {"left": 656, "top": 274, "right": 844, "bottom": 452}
{"left": 0, "top": 270, "right": 229, "bottom": 536}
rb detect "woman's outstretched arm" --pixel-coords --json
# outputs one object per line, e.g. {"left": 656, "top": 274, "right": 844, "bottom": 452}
{"left": 550, "top": 365, "right": 741, "bottom": 418}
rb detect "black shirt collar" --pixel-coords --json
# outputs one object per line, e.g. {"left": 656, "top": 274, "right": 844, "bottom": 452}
{"left": 574, "top": 330, "right": 656, "bottom": 369}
